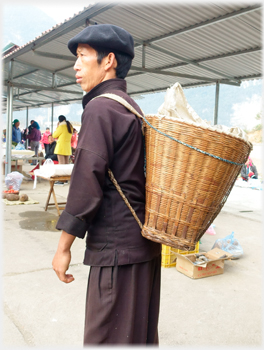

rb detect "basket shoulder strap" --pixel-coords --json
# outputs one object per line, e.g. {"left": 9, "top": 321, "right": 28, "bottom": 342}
{"left": 108, "top": 169, "right": 143, "bottom": 229}
{"left": 92, "top": 93, "right": 145, "bottom": 120}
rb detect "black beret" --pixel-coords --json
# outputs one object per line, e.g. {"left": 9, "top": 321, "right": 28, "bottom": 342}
{"left": 68, "top": 24, "right": 134, "bottom": 58}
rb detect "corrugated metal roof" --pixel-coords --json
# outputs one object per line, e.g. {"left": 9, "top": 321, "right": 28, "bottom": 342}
{"left": 2, "top": 2, "right": 262, "bottom": 112}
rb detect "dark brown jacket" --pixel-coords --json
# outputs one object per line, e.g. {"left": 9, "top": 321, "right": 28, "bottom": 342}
{"left": 56, "top": 79, "right": 161, "bottom": 266}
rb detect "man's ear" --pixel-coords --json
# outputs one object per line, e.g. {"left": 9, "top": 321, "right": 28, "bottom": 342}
{"left": 104, "top": 52, "right": 117, "bottom": 71}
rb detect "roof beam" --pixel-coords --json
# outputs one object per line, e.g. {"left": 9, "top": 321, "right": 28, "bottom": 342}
{"left": 12, "top": 58, "right": 76, "bottom": 84}
{"left": 129, "top": 66, "right": 241, "bottom": 85}
{"left": 8, "top": 80, "right": 80, "bottom": 100}
{"left": 5, "top": 97, "right": 82, "bottom": 111}
{"left": 128, "top": 46, "right": 261, "bottom": 79}
{"left": 33, "top": 51, "right": 76, "bottom": 61}
{"left": 12, "top": 68, "right": 40, "bottom": 80}
{"left": 129, "top": 74, "right": 262, "bottom": 97}
{"left": 146, "top": 43, "right": 240, "bottom": 82}
{"left": 135, "top": 5, "right": 261, "bottom": 47}
{"left": 3, "top": 81, "right": 82, "bottom": 95}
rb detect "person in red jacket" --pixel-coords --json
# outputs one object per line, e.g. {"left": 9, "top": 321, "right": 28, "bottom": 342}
{"left": 41, "top": 127, "right": 51, "bottom": 155}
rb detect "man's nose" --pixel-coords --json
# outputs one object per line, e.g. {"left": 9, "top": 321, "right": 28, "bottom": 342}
{"left": 74, "top": 57, "right": 81, "bottom": 71}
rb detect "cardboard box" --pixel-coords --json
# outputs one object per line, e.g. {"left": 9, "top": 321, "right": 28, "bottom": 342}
{"left": 175, "top": 248, "right": 233, "bottom": 279}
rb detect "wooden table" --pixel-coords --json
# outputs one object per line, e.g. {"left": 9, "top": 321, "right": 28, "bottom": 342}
{"left": 11, "top": 156, "right": 45, "bottom": 170}
{"left": 37, "top": 175, "right": 71, "bottom": 215}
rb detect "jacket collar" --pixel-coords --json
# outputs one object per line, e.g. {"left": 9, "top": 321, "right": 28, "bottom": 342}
{"left": 82, "top": 79, "right": 127, "bottom": 109}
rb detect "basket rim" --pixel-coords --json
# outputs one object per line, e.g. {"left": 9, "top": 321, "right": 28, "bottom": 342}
{"left": 145, "top": 113, "right": 253, "bottom": 150}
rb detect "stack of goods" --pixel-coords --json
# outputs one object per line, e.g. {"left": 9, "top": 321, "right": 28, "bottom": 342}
{"left": 2, "top": 187, "right": 28, "bottom": 202}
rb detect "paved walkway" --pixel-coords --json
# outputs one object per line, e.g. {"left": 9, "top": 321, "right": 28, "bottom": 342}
{"left": 2, "top": 164, "right": 263, "bottom": 348}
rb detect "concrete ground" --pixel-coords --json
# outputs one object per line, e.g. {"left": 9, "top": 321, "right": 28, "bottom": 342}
{"left": 1, "top": 159, "right": 263, "bottom": 348}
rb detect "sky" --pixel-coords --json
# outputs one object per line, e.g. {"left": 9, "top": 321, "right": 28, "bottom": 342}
{"left": 35, "top": 3, "right": 92, "bottom": 23}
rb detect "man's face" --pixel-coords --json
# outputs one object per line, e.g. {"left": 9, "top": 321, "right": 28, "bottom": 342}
{"left": 15, "top": 122, "right": 20, "bottom": 128}
{"left": 48, "top": 136, "right": 54, "bottom": 143}
{"left": 74, "top": 44, "right": 106, "bottom": 92}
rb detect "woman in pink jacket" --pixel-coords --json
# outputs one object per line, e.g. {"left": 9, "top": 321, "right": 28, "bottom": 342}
{"left": 71, "top": 128, "right": 78, "bottom": 154}
{"left": 41, "top": 127, "right": 51, "bottom": 155}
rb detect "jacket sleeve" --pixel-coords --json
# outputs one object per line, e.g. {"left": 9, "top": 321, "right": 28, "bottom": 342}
{"left": 56, "top": 101, "right": 114, "bottom": 238}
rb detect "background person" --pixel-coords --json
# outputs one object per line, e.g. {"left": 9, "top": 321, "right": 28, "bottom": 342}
{"left": 25, "top": 121, "right": 41, "bottom": 165}
{"left": 52, "top": 24, "right": 161, "bottom": 345}
{"left": 41, "top": 127, "right": 52, "bottom": 155}
{"left": 52, "top": 115, "right": 73, "bottom": 165}
{"left": 71, "top": 128, "right": 78, "bottom": 154}
{"left": 2, "top": 129, "right": 6, "bottom": 142}
{"left": 45, "top": 135, "right": 58, "bottom": 162}
{"left": 241, "top": 156, "right": 258, "bottom": 181}
{"left": 26, "top": 120, "right": 35, "bottom": 147}
{"left": 12, "top": 119, "right": 22, "bottom": 146}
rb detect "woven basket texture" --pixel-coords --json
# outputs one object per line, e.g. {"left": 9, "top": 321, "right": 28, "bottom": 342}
{"left": 141, "top": 115, "right": 252, "bottom": 251}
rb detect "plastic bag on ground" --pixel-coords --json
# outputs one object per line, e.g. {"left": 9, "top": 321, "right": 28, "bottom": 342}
{"left": 5, "top": 171, "right": 24, "bottom": 191}
{"left": 205, "top": 224, "right": 216, "bottom": 235}
{"left": 212, "top": 232, "right": 243, "bottom": 259}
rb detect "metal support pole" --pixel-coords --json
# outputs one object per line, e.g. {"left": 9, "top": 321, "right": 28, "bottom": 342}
{"left": 26, "top": 106, "right": 29, "bottom": 149}
{"left": 214, "top": 81, "right": 220, "bottom": 125}
{"left": 142, "top": 43, "right": 146, "bottom": 68}
{"left": 51, "top": 103, "right": 54, "bottom": 133}
{"left": 5, "top": 60, "right": 14, "bottom": 176}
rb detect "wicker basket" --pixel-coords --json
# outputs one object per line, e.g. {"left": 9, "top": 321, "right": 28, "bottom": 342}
{"left": 94, "top": 93, "right": 252, "bottom": 252}
{"left": 141, "top": 115, "right": 252, "bottom": 251}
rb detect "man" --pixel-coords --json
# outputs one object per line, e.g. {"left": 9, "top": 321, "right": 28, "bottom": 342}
{"left": 52, "top": 24, "right": 161, "bottom": 345}
{"left": 27, "top": 120, "right": 35, "bottom": 134}
{"left": 45, "top": 135, "right": 58, "bottom": 162}
{"left": 25, "top": 120, "right": 35, "bottom": 147}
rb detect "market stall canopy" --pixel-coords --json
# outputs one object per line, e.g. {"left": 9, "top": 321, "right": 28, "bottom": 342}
{"left": 2, "top": 2, "right": 262, "bottom": 113}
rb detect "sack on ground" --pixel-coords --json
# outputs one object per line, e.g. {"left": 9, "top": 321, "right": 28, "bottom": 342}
{"left": 5, "top": 171, "right": 24, "bottom": 191}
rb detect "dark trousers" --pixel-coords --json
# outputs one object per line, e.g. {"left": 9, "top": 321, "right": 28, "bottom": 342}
{"left": 84, "top": 254, "right": 161, "bottom": 345}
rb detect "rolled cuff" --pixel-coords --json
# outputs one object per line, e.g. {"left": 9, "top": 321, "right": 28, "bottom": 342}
{"left": 56, "top": 210, "right": 88, "bottom": 239}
